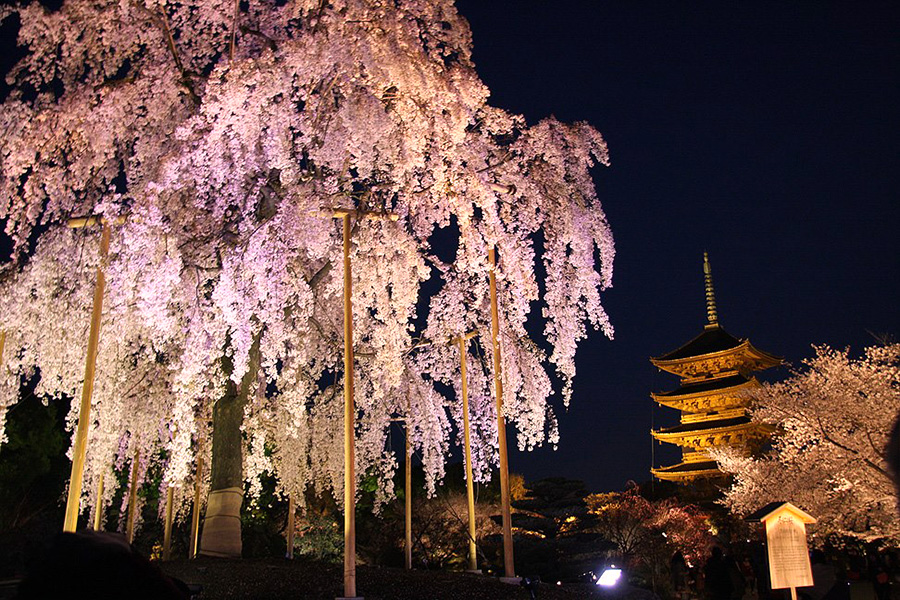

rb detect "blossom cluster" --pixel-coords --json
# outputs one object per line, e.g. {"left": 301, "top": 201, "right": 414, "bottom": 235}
{"left": 713, "top": 344, "right": 900, "bottom": 543}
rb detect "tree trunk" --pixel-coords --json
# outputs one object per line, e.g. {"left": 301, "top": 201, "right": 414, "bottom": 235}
{"left": 199, "top": 335, "right": 262, "bottom": 558}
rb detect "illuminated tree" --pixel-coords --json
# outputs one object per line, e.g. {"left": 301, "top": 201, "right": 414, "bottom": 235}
{"left": 586, "top": 488, "right": 713, "bottom": 592}
{"left": 714, "top": 343, "right": 900, "bottom": 543}
{"left": 0, "top": 0, "right": 614, "bottom": 555}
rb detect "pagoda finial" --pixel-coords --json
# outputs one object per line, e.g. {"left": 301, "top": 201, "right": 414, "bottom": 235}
{"left": 703, "top": 252, "right": 718, "bottom": 328}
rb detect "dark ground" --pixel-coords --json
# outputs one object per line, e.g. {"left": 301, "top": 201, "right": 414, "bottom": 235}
{"left": 0, "top": 526, "right": 616, "bottom": 600}
{"left": 160, "top": 557, "right": 603, "bottom": 600}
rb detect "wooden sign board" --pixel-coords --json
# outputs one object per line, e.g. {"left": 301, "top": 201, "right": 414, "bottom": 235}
{"left": 750, "top": 503, "right": 816, "bottom": 591}
{"left": 765, "top": 512, "right": 813, "bottom": 589}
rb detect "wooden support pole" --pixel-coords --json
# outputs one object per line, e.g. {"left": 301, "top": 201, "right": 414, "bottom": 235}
{"left": 190, "top": 454, "right": 203, "bottom": 559}
{"left": 66, "top": 215, "right": 127, "bottom": 229}
{"left": 163, "top": 486, "right": 175, "bottom": 560}
{"left": 341, "top": 212, "right": 358, "bottom": 599}
{"left": 457, "top": 333, "right": 479, "bottom": 573}
{"left": 286, "top": 495, "right": 295, "bottom": 559}
{"left": 63, "top": 222, "right": 111, "bottom": 532}
{"left": 126, "top": 448, "right": 140, "bottom": 544}
{"left": 319, "top": 206, "right": 396, "bottom": 600}
{"left": 488, "top": 246, "right": 515, "bottom": 579}
{"left": 92, "top": 473, "right": 105, "bottom": 531}
{"left": 404, "top": 427, "right": 412, "bottom": 570}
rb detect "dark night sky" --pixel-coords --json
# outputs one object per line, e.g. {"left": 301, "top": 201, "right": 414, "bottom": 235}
{"left": 454, "top": 0, "right": 900, "bottom": 492}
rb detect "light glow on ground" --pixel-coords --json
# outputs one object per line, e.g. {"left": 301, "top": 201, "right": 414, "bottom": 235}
{"left": 597, "top": 568, "right": 622, "bottom": 587}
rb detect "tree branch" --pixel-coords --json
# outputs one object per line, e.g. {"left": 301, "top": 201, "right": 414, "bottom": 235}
{"left": 475, "top": 151, "right": 514, "bottom": 174}
{"left": 131, "top": 0, "right": 200, "bottom": 104}
{"left": 229, "top": 0, "right": 240, "bottom": 60}
{"left": 814, "top": 413, "right": 894, "bottom": 482}
{"left": 240, "top": 25, "right": 278, "bottom": 51}
{"left": 307, "top": 261, "right": 332, "bottom": 290}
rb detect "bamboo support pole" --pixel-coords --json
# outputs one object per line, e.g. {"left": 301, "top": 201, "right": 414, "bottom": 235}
{"left": 404, "top": 427, "right": 412, "bottom": 570}
{"left": 126, "top": 448, "right": 140, "bottom": 544}
{"left": 488, "top": 246, "right": 515, "bottom": 579}
{"left": 286, "top": 495, "right": 295, "bottom": 559}
{"left": 92, "top": 473, "right": 105, "bottom": 531}
{"left": 66, "top": 215, "right": 127, "bottom": 229}
{"left": 341, "top": 212, "right": 358, "bottom": 599}
{"left": 163, "top": 486, "right": 175, "bottom": 560}
{"left": 320, "top": 206, "right": 396, "bottom": 599}
{"left": 457, "top": 332, "right": 479, "bottom": 573}
{"left": 63, "top": 222, "right": 111, "bottom": 532}
{"left": 190, "top": 454, "right": 203, "bottom": 559}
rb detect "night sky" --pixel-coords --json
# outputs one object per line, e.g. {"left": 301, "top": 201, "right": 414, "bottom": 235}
{"left": 454, "top": 0, "right": 900, "bottom": 492}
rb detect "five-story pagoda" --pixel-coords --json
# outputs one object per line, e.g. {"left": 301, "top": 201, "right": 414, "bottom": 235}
{"left": 650, "top": 253, "right": 779, "bottom": 483}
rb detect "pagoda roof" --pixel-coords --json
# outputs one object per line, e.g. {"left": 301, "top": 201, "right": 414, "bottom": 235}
{"left": 653, "top": 373, "right": 752, "bottom": 398}
{"left": 650, "top": 325, "right": 781, "bottom": 378}
{"left": 653, "top": 325, "right": 743, "bottom": 362}
{"left": 745, "top": 502, "right": 817, "bottom": 524}
{"left": 651, "top": 460, "right": 722, "bottom": 482}
{"left": 655, "top": 416, "right": 750, "bottom": 435}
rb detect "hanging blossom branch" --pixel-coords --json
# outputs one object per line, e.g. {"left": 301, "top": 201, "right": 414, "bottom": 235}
{"left": 0, "top": 0, "right": 615, "bottom": 518}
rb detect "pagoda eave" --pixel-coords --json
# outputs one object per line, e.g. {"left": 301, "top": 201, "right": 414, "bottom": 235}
{"left": 652, "top": 340, "right": 780, "bottom": 379}
{"left": 651, "top": 422, "right": 774, "bottom": 447}
{"left": 652, "top": 396, "right": 745, "bottom": 412}
{"left": 652, "top": 375, "right": 757, "bottom": 401}
{"left": 651, "top": 378, "right": 759, "bottom": 412}
{"left": 651, "top": 463, "right": 724, "bottom": 482}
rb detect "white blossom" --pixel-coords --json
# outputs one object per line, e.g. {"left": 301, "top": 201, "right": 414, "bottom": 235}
{"left": 713, "top": 344, "right": 900, "bottom": 543}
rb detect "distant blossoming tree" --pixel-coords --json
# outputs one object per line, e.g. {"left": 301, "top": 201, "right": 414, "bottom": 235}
{"left": 586, "top": 488, "right": 712, "bottom": 568}
{"left": 713, "top": 344, "right": 900, "bottom": 543}
{"left": 0, "top": 0, "right": 614, "bottom": 555}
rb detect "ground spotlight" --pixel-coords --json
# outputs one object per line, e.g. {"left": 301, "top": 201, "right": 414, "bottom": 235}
{"left": 596, "top": 567, "right": 622, "bottom": 587}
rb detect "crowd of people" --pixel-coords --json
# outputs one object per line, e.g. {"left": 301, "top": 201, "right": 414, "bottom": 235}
{"left": 668, "top": 544, "right": 896, "bottom": 600}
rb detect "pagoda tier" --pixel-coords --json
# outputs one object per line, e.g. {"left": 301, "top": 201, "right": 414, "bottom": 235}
{"left": 651, "top": 373, "right": 760, "bottom": 412}
{"left": 650, "top": 325, "right": 780, "bottom": 381}
{"left": 651, "top": 412, "right": 775, "bottom": 450}
{"left": 649, "top": 253, "right": 779, "bottom": 484}
{"left": 651, "top": 451, "right": 721, "bottom": 482}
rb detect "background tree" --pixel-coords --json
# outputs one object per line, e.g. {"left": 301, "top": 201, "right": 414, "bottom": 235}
{"left": 0, "top": 392, "right": 68, "bottom": 532}
{"left": 508, "top": 477, "right": 610, "bottom": 583}
{"left": 405, "top": 487, "right": 500, "bottom": 570}
{"left": 0, "top": 0, "right": 615, "bottom": 558}
{"left": 586, "top": 488, "right": 653, "bottom": 560}
{"left": 586, "top": 487, "right": 713, "bottom": 593}
{"left": 282, "top": 462, "right": 500, "bottom": 569}
{"left": 714, "top": 343, "right": 900, "bottom": 543}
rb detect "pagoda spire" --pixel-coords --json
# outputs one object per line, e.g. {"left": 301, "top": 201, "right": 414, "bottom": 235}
{"left": 703, "top": 252, "right": 718, "bottom": 328}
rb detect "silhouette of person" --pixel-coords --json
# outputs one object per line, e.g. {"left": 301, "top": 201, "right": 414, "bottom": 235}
{"left": 16, "top": 531, "right": 190, "bottom": 600}
{"left": 705, "top": 547, "right": 734, "bottom": 600}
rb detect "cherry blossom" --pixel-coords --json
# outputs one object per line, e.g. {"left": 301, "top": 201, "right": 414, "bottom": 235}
{"left": 0, "top": 0, "right": 615, "bottom": 542}
{"left": 714, "top": 344, "right": 900, "bottom": 543}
